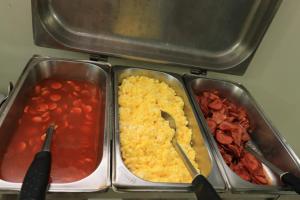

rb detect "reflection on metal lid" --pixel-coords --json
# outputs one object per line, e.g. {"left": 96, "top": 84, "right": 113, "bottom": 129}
{"left": 32, "top": 0, "right": 282, "bottom": 74}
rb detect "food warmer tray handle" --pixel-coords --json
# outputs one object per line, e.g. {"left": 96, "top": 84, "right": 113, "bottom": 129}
{"left": 0, "top": 82, "right": 13, "bottom": 108}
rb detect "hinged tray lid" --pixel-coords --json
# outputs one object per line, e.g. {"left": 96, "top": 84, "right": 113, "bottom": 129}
{"left": 31, "top": 0, "right": 281, "bottom": 74}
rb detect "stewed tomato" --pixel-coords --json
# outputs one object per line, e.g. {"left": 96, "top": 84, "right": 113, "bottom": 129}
{"left": 0, "top": 79, "right": 103, "bottom": 183}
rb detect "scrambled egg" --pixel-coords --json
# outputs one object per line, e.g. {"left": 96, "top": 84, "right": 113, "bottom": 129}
{"left": 119, "top": 75, "right": 202, "bottom": 183}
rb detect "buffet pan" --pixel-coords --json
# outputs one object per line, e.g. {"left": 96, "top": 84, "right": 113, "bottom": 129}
{"left": 184, "top": 75, "right": 300, "bottom": 194}
{"left": 112, "top": 67, "right": 226, "bottom": 192}
{"left": 0, "top": 56, "right": 111, "bottom": 192}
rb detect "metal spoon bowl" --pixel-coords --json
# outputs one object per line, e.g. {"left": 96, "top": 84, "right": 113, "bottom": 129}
{"left": 161, "top": 110, "right": 221, "bottom": 200}
{"left": 161, "top": 110, "right": 198, "bottom": 177}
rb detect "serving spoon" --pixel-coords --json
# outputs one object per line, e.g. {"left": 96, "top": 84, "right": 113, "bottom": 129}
{"left": 19, "top": 124, "right": 56, "bottom": 200}
{"left": 161, "top": 111, "right": 221, "bottom": 200}
{"left": 245, "top": 141, "right": 300, "bottom": 194}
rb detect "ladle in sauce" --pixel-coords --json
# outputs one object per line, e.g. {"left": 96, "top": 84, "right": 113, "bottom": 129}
{"left": 19, "top": 124, "right": 56, "bottom": 200}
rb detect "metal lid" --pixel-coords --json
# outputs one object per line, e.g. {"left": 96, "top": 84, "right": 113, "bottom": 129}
{"left": 32, "top": 0, "right": 281, "bottom": 74}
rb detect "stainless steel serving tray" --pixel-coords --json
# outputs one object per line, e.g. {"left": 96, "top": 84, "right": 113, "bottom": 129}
{"left": 0, "top": 56, "right": 111, "bottom": 192}
{"left": 112, "top": 67, "right": 226, "bottom": 192}
{"left": 31, "top": 0, "right": 281, "bottom": 74}
{"left": 184, "top": 75, "right": 300, "bottom": 194}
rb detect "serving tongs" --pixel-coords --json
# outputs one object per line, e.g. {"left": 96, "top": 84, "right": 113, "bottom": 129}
{"left": 19, "top": 124, "right": 56, "bottom": 200}
{"left": 245, "top": 141, "right": 300, "bottom": 194}
{"left": 161, "top": 111, "right": 221, "bottom": 200}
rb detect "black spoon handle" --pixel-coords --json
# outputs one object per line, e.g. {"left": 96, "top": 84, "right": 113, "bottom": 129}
{"left": 281, "top": 172, "right": 300, "bottom": 195}
{"left": 19, "top": 151, "right": 51, "bottom": 200}
{"left": 192, "top": 174, "right": 222, "bottom": 200}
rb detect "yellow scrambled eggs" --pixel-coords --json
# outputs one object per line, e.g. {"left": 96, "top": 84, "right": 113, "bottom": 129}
{"left": 119, "top": 75, "right": 205, "bottom": 183}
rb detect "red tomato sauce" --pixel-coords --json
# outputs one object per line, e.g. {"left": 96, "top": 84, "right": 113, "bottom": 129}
{"left": 0, "top": 79, "right": 103, "bottom": 183}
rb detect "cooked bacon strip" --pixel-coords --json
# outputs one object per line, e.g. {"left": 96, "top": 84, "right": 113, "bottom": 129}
{"left": 216, "top": 130, "right": 233, "bottom": 145}
{"left": 196, "top": 90, "right": 268, "bottom": 185}
{"left": 208, "top": 99, "right": 223, "bottom": 110}
{"left": 207, "top": 119, "right": 217, "bottom": 134}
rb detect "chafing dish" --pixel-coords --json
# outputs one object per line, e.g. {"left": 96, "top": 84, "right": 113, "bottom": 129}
{"left": 112, "top": 67, "right": 226, "bottom": 192}
{"left": 0, "top": 56, "right": 111, "bottom": 192}
{"left": 184, "top": 75, "right": 300, "bottom": 196}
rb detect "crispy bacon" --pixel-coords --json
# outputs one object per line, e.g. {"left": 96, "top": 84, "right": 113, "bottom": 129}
{"left": 196, "top": 90, "right": 268, "bottom": 185}
{"left": 219, "top": 121, "right": 236, "bottom": 131}
{"left": 208, "top": 99, "right": 223, "bottom": 110}
{"left": 212, "top": 112, "right": 227, "bottom": 124}
{"left": 216, "top": 130, "right": 233, "bottom": 145}
{"left": 207, "top": 119, "right": 217, "bottom": 134}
